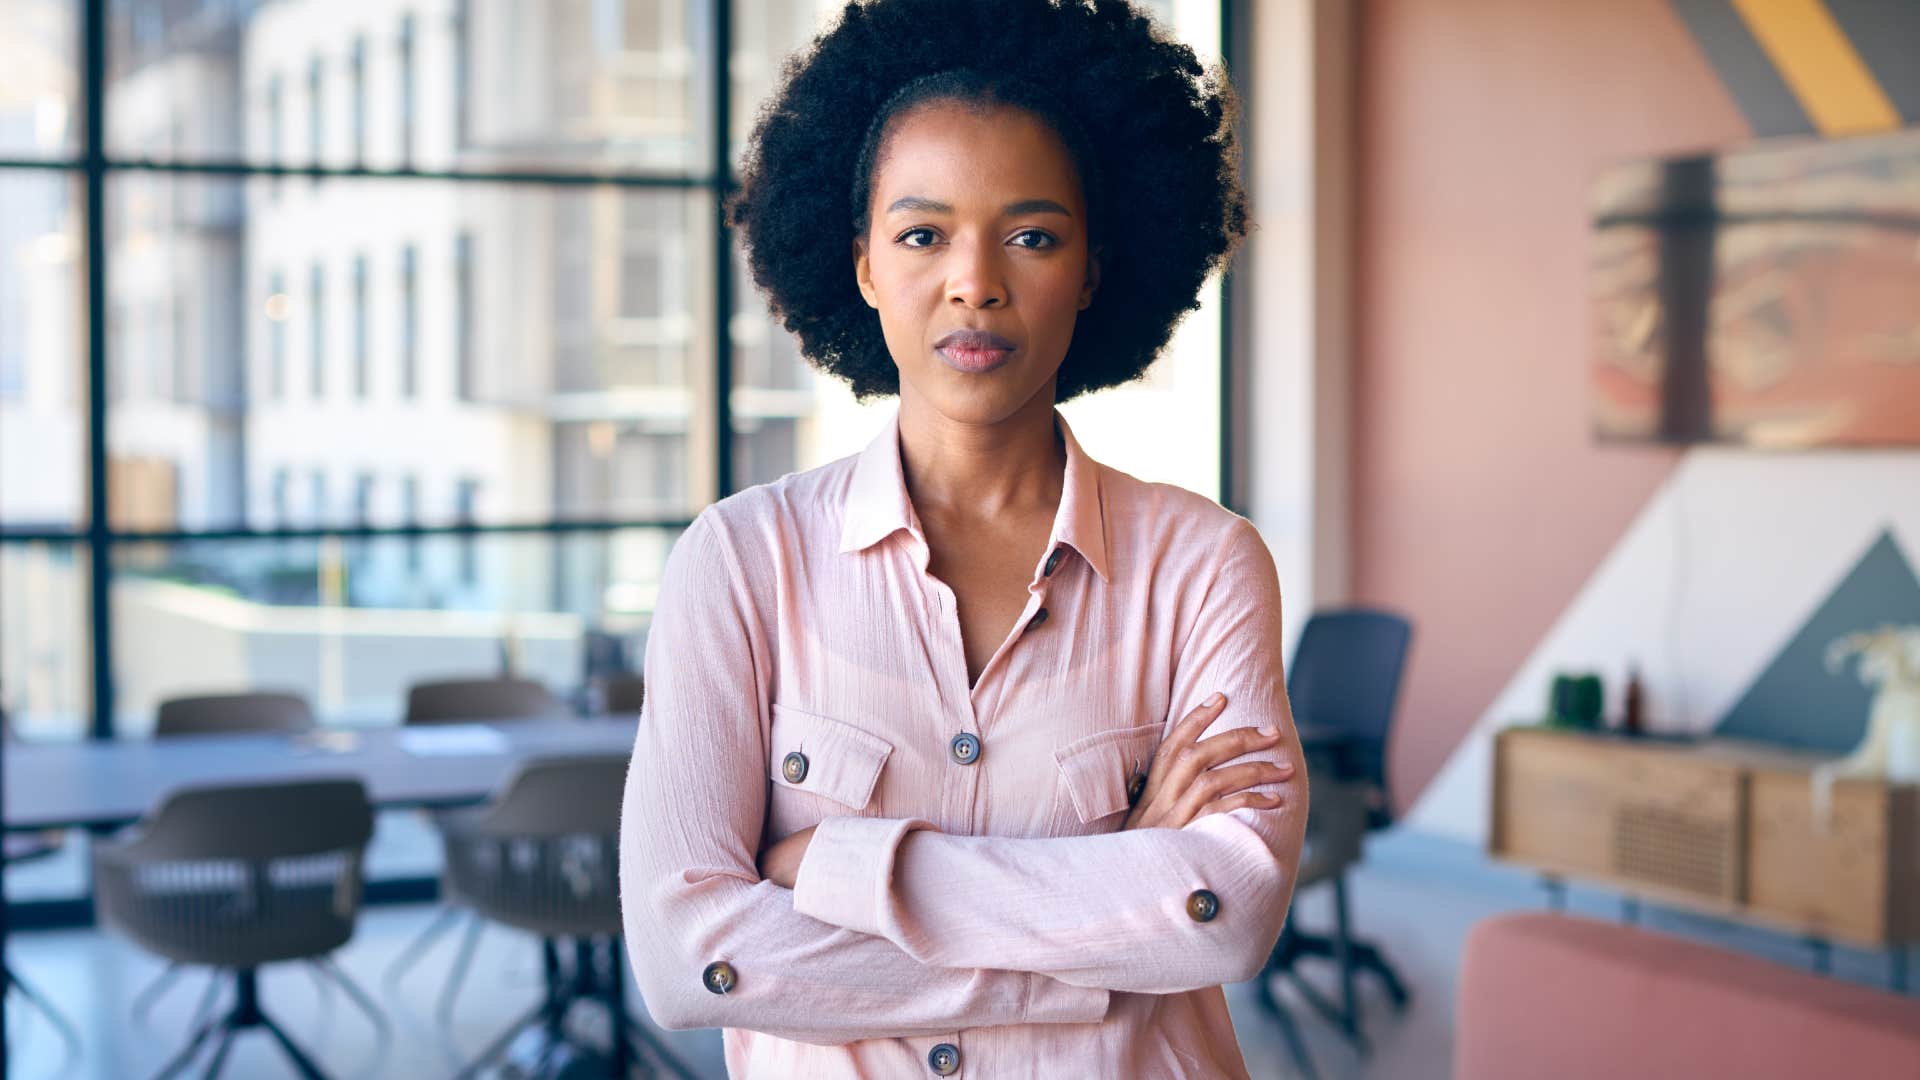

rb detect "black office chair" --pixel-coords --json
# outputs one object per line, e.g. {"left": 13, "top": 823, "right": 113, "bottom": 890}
{"left": 1258, "top": 607, "right": 1414, "bottom": 1044}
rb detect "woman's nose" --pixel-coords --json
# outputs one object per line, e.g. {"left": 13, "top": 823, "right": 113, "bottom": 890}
{"left": 945, "top": 238, "right": 1007, "bottom": 309}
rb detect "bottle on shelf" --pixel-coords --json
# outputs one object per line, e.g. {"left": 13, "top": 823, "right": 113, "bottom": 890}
{"left": 1622, "top": 661, "right": 1645, "bottom": 736}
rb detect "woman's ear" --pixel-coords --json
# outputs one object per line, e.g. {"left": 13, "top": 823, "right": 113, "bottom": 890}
{"left": 1078, "top": 250, "right": 1102, "bottom": 311}
{"left": 852, "top": 235, "right": 878, "bottom": 309}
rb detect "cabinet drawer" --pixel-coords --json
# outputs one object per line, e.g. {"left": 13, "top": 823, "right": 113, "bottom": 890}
{"left": 1494, "top": 730, "right": 1743, "bottom": 903}
{"left": 1745, "top": 770, "right": 1890, "bottom": 944}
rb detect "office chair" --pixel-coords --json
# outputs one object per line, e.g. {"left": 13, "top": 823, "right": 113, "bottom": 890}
{"left": 1256, "top": 780, "right": 1374, "bottom": 1079}
{"left": 439, "top": 754, "right": 696, "bottom": 1078}
{"left": 1260, "top": 607, "right": 1414, "bottom": 1043}
{"left": 132, "top": 692, "right": 385, "bottom": 1042}
{"left": 156, "top": 691, "right": 316, "bottom": 737}
{"left": 92, "top": 778, "right": 376, "bottom": 1079}
{"left": 384, "top": 676, "right": 566, "bottom": 1026}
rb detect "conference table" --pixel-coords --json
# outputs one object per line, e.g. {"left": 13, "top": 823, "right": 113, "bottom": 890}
{"left": 2, "top": 717, "right": 643, "bottom": 834}
{"left": 5, "top": 718, "right": 1354, "bottom": 834}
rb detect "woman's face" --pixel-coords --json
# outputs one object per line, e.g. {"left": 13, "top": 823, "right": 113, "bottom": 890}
{"left": 853, "top": 101, "right": 1100, "bottom": 425}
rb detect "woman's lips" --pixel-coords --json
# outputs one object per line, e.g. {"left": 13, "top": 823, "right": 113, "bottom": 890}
{"left": 936, "top": 344, "right": 1014, "bottom": 373}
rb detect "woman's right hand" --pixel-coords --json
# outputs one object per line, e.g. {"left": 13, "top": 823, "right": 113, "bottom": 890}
{"left": 1121, "top": 692, "right": 1292, "bottom": 831}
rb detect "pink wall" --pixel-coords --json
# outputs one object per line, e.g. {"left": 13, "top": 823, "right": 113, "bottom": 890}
{"left": 1352, "top": 0, "right": 1748, "bottom": 808}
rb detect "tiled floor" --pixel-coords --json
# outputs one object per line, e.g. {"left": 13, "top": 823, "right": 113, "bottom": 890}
{"left": 7, "top": 830, "right": 1911, "bottom": 1079}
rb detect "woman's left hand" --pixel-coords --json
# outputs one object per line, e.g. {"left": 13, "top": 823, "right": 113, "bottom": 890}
{"left": 758, "top": 825, "right": 817, "bottom": 889}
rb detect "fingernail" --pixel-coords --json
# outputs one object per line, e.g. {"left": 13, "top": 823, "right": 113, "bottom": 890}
{"left": 1204, "top": 692, "right": 1225, "bottom": 708}
{"left": 1258, "top": 724, "right": 1277, "bottom": 737}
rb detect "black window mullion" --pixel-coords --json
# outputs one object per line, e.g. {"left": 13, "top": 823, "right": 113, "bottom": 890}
{"left": 83, "top": 0, "right": 113, "bottom": 742}
{"left": 712, "top": 0, "right": 735, "bottom": 500}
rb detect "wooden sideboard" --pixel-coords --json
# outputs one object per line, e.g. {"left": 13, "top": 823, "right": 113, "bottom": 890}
{"left": 1491, "top": 726, "right": 1920, "bottom": 948}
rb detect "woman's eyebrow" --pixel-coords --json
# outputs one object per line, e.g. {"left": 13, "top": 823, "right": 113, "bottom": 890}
{"left": 884, "top": 196, "right": 1074, "bottom": 217}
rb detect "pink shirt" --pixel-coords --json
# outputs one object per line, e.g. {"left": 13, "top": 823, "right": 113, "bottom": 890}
{"left": 618, "top": 404, "right": 1308, "bottom": 1078}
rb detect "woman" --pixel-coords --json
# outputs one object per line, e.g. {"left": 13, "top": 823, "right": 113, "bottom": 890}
{"left": 618, "top": 1, "right": 1308, "bottom": 1075}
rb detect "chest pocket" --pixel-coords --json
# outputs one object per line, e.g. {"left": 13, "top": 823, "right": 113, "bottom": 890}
{"left": 768, "top": 703, "right": 894, "bottom": 811}
{"left": 1052, "top": 722, "right": 1163, "bottom": 828}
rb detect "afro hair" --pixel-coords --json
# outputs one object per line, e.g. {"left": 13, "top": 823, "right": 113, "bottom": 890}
{"left": 727, "top": 0, "right": 1250, "bottom": 402}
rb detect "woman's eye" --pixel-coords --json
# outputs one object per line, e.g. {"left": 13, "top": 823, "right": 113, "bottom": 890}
{"left": 1011, "top": 229, "right": 1057, "bottom": 250}
{"left": 897, "top": 227, "right": 937, "bottom": 248}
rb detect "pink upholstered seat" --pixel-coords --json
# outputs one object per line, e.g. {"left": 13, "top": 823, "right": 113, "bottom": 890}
{"left": 1456, "top": 912, "right": 1920, "bottom": 1079}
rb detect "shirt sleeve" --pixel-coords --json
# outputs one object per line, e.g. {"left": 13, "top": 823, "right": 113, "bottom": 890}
{"left": 789, "top": 517, "right": 1309, "bottom": 995}
{"left": 617, "top": 510, "right": 1112, "bottom": 1045}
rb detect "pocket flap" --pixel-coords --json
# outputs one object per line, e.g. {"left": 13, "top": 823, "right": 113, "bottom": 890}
{"left": 1053, "top": 723, "right": 1162, "bottom": 823}
{"left": 769, "top": 703, "right": 894, "bottom": 810}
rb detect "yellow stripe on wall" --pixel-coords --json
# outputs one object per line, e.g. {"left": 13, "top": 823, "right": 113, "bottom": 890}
{"left": 1729, "top": 0, "right": 1900, "bottom": 135}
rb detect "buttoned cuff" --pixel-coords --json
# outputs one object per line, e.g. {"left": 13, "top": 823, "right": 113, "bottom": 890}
{"left": 791, "top": 815, "right": 932, "bottom": 937}
{"left": 1023, "top": 972, "right": 1112, "bottom": 1025}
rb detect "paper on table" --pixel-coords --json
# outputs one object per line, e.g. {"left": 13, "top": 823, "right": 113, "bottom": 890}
{"left": 396, "top": 723, "right": 511, "bottom": 757}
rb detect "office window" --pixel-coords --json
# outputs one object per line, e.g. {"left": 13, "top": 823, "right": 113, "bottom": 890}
{"left": 397, "top": 16, "right": 416, "bottom": 167}
{"left": 0, "top": 0, "right": 76, "bottom": 160}
{"left": 454, "top": 231, "right": 475, "bottom": 401}
{"left": 271, "top": 467, "right": 291, "bottom": 527}
{"left": 452, "top": 0, "right": 470, "bottom": 150}
{"left": 402, "top": 474, "right": 421, "bottom": 573}
{"left": 352, "top": 254, "right": 368, "bottom": 399}
{"left": 352, "top": 472, "right": 374, "bottom": 526}
{"left": 266, "top": 72, "right": 283, "bottom": 199}
{"left": 307, "top": 54, "right": 325, "bottom": 189}
{"left": 170, "top": 293, "right": 190, "bottom": 404}
{"left": 455, "top": 477, "right": 480, "bottom": 586}
{"left": 145, "top": 302, "right": 165, "bottom": 399}
{"left": 349, "top": 36, "right": 367, "bottom": 167}
{"left": 308, "top": 261, "right": 326, "bottom": 398}
{"left": 399, "top": 244, "right": 418, "bottom": 398}
{"left": 310, "top": 470, "right": 329, "bottom": 524}
{"left": 267, "top": 269, "right": 287, "bottom": 400}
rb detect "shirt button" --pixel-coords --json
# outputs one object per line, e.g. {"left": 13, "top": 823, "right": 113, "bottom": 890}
{"left": 1127, "top": 772, "right": 1147, "bottom": 807}
{"left": 928, "top": 1043, "right": 961, "bottom": 1075}
{"left": 702, "top": 960, "right": 737, "bottom": 994}
{"left": 1043, "top": 547, "right": 1063, "bottom": 576}
{"left": 949, "top": 731, "right": 981, "bottom": 766}
{"left": 1027, "top": 607, "right": 1049, "bottom": 631}
{"left": 1186, "top": 889, "right": 1220, "bottom": 923}
{"left": 781, "top": 751, "right": 808, "bottom": 784}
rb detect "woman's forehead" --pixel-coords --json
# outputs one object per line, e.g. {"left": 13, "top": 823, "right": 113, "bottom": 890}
{"left": 872, "top": 103, "right": 1085, "bottom": 210}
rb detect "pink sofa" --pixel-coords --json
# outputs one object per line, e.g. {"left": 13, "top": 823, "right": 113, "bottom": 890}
{"left": 1455, "top": 913, "right": 1920, "bottom": 1079}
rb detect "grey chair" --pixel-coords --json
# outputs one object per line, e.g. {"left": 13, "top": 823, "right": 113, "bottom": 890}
{"left": 1256, "top": 780, "right": 1373, "bottom": 1080}
{"left": 134, "top": 692, "right": 383, "bottom": 1040}
{"left": 441, "top": 754, "right": 695, "bottom": 1079}
{"left": 384, "top": 676, "right": 566, "bottom": 1024}
{"left": 597, "top": 673, "right": 646, "bottom": 716}
{"left": 404, "top": 677, "right": 564, "bottom": 726}
{"left": 155, "top": 691, "right": 315, "bottom": 737}
{"left": 92, "top": 778, "right": 376, "bottom": 1080}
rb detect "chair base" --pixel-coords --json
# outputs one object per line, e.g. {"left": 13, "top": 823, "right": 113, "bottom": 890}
{"left": 1249, "top": 979, "right": 1320, "bottom": 1080}
{"left": 455, "top": 936, "right": 697, "bottom": 1080}
{"left": 153, "top": 968, "right": 331, "bottom": 1080}
{"left": 1275, "top": 931, "right": 1412, "bottom": 1011}
{"left": 6, "top": 960, "right": 84, "bottom": 1070}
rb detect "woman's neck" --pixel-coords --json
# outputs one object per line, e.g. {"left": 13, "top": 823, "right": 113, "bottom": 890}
{"left": 895, "top": 387, "right": 1065, "bottom": 524}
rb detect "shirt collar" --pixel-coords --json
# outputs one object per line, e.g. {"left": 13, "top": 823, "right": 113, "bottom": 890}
{"left": 837, "top": 405, "right": 1111, "bottom": 584}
